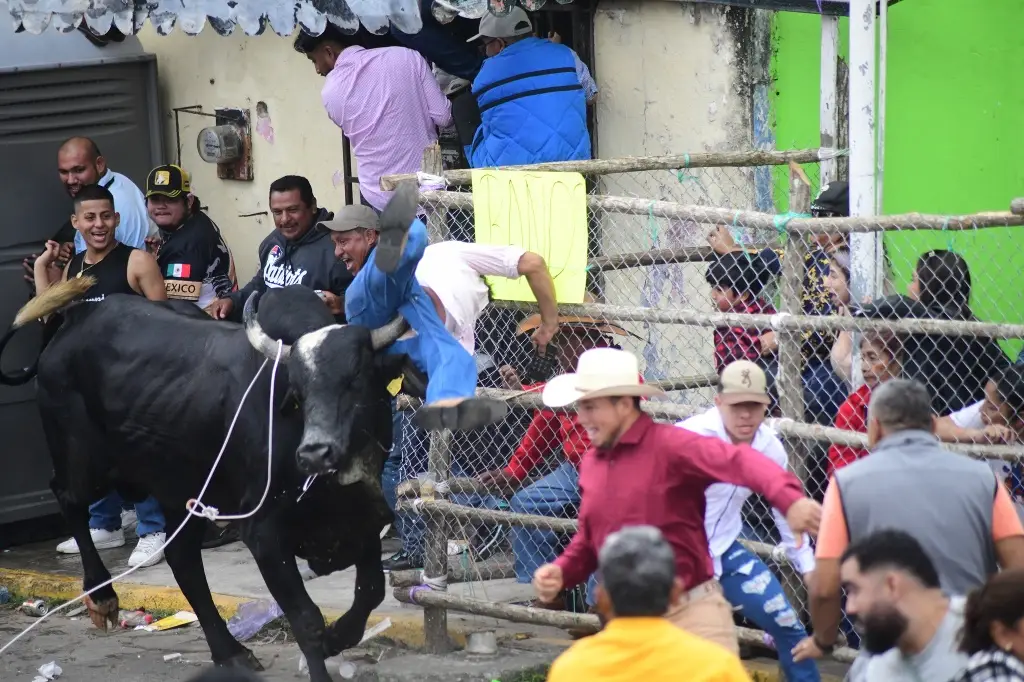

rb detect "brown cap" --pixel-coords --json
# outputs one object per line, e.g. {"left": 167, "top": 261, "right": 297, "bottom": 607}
{"left": 718, "top": 360, "right": 770, "bottom": 405}
{"left": 318, "top": 205, "right": 380, "bottom": 233}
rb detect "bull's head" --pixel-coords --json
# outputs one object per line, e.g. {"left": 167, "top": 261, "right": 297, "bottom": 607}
{"left": 243, "top": 291, "right": 408, "bottom": 483}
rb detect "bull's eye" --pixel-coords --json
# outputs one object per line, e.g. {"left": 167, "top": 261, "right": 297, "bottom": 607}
{"left": 280, "top": 392, "right": 302, "bottom": 415}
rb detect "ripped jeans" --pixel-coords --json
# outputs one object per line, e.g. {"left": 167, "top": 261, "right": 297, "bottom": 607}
{"left": 719, "top": 540, "right": 820, "bottom": 682}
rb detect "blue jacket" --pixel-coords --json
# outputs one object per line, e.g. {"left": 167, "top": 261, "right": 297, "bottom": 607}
{"left": 469, "top": 37, "right": 591, "bottom": 168}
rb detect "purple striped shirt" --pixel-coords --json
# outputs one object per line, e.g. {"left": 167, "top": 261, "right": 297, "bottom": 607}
{"left": 321, "top": 46, "right": 453, "bottom": 212}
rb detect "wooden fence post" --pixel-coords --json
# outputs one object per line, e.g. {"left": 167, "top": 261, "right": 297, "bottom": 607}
{"left": 422, "top": 427, "right": 453, "bottom": 654}
{"left": 775, "top": 162, "right": 812, "bottom": 625}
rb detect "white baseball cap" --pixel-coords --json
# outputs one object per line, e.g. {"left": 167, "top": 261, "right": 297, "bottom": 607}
{"left": 467, "top": 7, "right": 533, "bottom": 42}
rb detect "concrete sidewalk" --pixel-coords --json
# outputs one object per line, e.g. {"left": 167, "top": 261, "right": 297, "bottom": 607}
{"left": 0, "top": 537, "right": 848, "bottom": 681}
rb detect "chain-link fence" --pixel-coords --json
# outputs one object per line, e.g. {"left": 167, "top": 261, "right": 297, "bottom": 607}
{"left": 379, "top": 150, "right": 1024, "bottom": 659}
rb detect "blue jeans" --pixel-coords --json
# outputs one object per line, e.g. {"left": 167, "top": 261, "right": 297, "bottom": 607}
{"left": 89, "top": 493, "right": 165, "bottom": 537}
{"left": 345, "top": 219, "right": 477, "bottom": 404}
{"left": 803, "top": 359, "right": 845, "bottom": 425}
{"left": 719, "top": 540, "right": 820, "bottom": 682}
{"left": 508, "top": 461, "right": 598, "bottom": 605}
{"left": 392, "top": 409, "right": 504, "bottom": 561}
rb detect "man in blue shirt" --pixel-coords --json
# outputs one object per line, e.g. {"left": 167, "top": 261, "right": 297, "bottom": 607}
{"left": 466, "top": 9, "right": 592, "bottom": 168}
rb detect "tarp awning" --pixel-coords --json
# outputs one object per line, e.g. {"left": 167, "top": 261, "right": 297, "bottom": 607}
{"left": 1, "top": 0, "right": 507, "bottom": 37}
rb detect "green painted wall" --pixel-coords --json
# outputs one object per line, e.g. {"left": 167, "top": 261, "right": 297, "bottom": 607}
{"left": 771, "top": 1, "right": 1024, "bottom": 359}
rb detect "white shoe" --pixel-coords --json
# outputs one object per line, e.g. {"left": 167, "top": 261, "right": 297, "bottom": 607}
{"left": 56, "top": 528, "right": 125, "bottom": 554}
{"left": 128, "top": 533, "right": 166, "bottom": 568}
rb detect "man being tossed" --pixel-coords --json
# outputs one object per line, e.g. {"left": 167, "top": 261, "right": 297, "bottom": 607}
{"left": 325, "top": 185, "right": 507, "bottom": 432}
{"left": 532, "top": 347, "right": 822, "bottom": 653}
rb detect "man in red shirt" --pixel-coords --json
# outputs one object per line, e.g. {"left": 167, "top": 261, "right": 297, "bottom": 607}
{"left": 533, "top": 348, "right": 822, "bottom": 653}
{"left": 477, "top": 314, "right": 634, "bottom": 608}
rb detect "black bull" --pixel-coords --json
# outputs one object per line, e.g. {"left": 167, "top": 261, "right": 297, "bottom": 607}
{"left": 0, "top": 283, "right": 414, "bottom": 682}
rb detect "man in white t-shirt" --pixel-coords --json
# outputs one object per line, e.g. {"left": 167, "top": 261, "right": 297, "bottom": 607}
{"left": 678, "top": 361, "right": 820, "bottom": 682}
{"left": 937, "top": 366, "right": 1024, "bottom": 513}
{"left": 841, "top": 529, "right": 968, "bottom": 682}
{"left": 414, "top": 241, "right": 560, "bottom": 355}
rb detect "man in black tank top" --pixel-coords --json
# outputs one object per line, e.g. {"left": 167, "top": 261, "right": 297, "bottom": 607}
{"left": 32, "top": 183, "right": 171, "bottom": 569}
{"left": 33, "top": 184, "right": 166, "bottom": 304}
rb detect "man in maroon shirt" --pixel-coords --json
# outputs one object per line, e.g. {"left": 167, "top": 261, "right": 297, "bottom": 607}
{"left": 533, "top": 347, "right": 822, "bottom": 653}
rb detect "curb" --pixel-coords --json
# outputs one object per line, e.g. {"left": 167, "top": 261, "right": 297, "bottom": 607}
{"left": 0, "top": 567, "right": 465, "bottom": 649}
{"left": 1, "top": 568, "right": 843, "bottom": 680}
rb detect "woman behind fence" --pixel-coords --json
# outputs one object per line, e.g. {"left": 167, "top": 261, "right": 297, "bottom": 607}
{"left": 954, "top": 569, "right": 1024, "bottom": 682}
{"left": 854, "top": 249, "right": 1008, "bottom": 415}
{"left": 677, "top": 360, "right": 820, "bottom": 682}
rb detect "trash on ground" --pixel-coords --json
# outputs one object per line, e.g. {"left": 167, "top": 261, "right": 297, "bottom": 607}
{"left": 64, "top": 605, "right": 87, "bottom": 618}
{"left": 226, "top": 600, "right": 284, "bottom": 641}
{"left": 37, "top": 661, "right": 62, "bottom": 679}
{"left": 338, "top": 661, "right": 356, "bottom": 679}
{"left": 19, "top": 599, "right": 48, "bottom": 617}
{"left": 358, "top": 618, "right": 392, "bottom": 645}
{"left": 119, "top": 609, "right": 155, "bottom": 629}
{"left": 0, "top": 586, "right": 9, "bottom": 604}
{"left": 298, "top": 654, "right": 307, "bottom": 674}
{"left": 142, "top": 611, "right": 198, "bottom": 632}
{"left": 163, "top": 653, "right": 182, "bottom": 662}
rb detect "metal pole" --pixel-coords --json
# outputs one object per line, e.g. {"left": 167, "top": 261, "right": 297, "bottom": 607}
{"left": 848, "top": 0, "right": 881, "bottom": 388}
{"left": 876, "top": 0, "right": 888, "bottom": 213}
{"left": 819, "top": 15, "right": 840, "bottom": 187}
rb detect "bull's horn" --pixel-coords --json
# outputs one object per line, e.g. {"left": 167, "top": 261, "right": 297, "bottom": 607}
{"left": 370, "top": 315, "right": 409, "bottom": 350}
{"left": 243, "top": 292, "right": 292, "bottom": 361}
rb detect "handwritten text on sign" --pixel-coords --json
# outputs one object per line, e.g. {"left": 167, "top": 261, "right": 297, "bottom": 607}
{"left": 471, "top": 169, "right": 588, "bottom": 304}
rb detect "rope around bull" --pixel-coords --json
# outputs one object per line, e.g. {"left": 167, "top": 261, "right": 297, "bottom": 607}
{"left": 0, "top": 340, "right": 285, "bottom": 657}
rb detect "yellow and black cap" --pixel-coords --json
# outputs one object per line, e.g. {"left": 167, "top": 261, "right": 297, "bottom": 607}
{"left": 146, "top": 164, "right": 192, "bottom": 199}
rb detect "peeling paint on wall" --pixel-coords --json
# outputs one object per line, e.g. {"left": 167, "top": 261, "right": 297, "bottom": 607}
{"left": 332, "top": 170, "right": 344, "bottom": 188}
{"left": 255, "top": 101, "right": 275, "bottom": 145}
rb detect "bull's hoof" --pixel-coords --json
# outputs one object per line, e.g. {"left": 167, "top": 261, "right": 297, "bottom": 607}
{"left": 414, "top": 398, "right": 508, "bottom": 432}
{"left": 324, "top": 614, "right": 366, "bottom": 656}
{"left": 220, "top": 648, "right": 264, "bottom": 671}
{"left": 83, "top": 593, "right": 119, "bottom": 632}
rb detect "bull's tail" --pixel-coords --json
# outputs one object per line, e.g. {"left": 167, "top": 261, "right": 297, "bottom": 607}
{"left": 13, "top": 276, "right": 95, "bottom": 328}
{"left": 0, "top": 276, "right": 95, "bottom": 386}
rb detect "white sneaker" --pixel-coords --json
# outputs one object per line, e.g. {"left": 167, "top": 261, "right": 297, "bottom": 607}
{"left": 56, "top": 528, "right": 125, "bottom": 554}
{"left": 128, "top": 533, "right": 166, "bottom": 568}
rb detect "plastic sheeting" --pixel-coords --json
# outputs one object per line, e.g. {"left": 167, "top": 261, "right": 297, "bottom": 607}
{"left": 1, "top": 0, "right": 573, "bottom": 37}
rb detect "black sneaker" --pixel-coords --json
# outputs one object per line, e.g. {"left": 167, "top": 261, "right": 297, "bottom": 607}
{"left": 382, "top": 549, "right": 423, "bottom": 572}
{"left": 202, "top": 522, "right": 240, "bottom": 549}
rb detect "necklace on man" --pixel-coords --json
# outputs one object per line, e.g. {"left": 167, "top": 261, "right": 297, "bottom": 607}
{"left": 77, "top": 248, "right": 110, "bottom": 279}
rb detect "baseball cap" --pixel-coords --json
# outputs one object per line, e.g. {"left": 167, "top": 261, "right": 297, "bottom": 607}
{"left": 718, "top": 360, "right": 770, "bottom": 405}
{"left": 811, "top": 180, "right": 849, "bottom": 217}
{"left": 318, "top": 205, "right": 380, "bottom": 233}
{"left": 146, "top": 164, "right": 192, "bottom": 199}
{"left": 467, "top": 7, "right": 533, "bottom": 42}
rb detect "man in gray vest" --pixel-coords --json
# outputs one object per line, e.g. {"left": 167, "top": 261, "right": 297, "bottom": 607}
{"left": 792, "top": 378, "right": 1024, "bottom": 665}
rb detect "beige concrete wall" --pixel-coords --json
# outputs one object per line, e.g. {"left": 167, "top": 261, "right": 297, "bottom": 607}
{"left": 591, "top": 0, "right": 755, "bottom": 389}
{"left": 137, "top": 27, "right": 354, "bottom": 282}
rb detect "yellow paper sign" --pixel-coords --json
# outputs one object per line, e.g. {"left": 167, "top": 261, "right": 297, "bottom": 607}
{"left": 471, "top": 169, "right": 588, "bottom": 304}
{"left": 387, "top": 376, "right": 404, "bottom": 397}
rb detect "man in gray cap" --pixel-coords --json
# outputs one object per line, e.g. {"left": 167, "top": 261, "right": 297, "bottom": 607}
{"left": 466, "top": 7, "right": 594, "bottom": 168}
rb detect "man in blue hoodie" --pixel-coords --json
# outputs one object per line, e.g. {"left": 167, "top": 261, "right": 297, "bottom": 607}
{"left": 208, "top": 175, "right": 352, "bottom": 323}
{"left": 467, "top": 8, "right": 592, "bottom": 168}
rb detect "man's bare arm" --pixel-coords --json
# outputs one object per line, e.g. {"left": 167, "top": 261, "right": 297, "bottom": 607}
{"left": 128, "top": 250, "right": 168, "bottom": 301}
{"left": 517, "top": 252, "right": 559, "bottom": 352}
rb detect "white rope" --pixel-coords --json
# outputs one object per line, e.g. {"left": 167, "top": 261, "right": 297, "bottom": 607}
{"left": 0, "top": 341, "right": 284, "bottom": 657}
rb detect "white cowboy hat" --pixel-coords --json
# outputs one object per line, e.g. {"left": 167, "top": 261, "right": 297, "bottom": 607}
{"left": 542, "top": 348, "right": 665, "bottom": 408}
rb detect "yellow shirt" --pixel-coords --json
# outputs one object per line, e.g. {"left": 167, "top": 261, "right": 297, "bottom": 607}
{"left": 547, "top": 617, "right": 752, "bottom": 682}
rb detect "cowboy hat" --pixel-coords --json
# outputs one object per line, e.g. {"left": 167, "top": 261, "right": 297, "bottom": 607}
{"left": 517, "top": 292, "right": 639, "bottom": 339}
{"left": 542, "top": 348, "right": 665, "bottom": 408}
